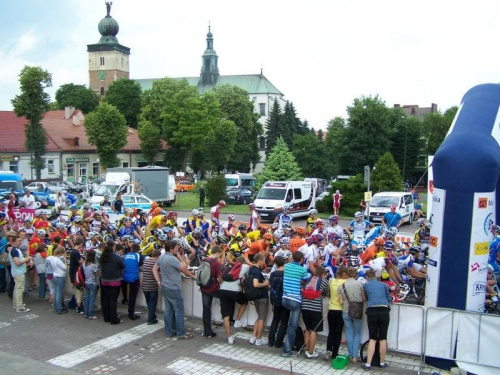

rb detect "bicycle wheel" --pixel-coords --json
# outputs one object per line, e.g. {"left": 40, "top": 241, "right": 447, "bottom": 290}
{"left": 136, "top": 183, "right": 148, "bottom": 195}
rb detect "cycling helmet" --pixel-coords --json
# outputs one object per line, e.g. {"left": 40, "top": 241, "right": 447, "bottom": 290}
{"left": 73, "top": 215, "right": 83, "bottom": 223}
{"left": 121, "top": 235, "right": 133, "bottom": 242}
{"left": 160, "top": 209, "right": 167, "bottom": 216}
{"left": 379, "top": 224, "right": 388, "bottom": 234}
{"left": 175, "top": 238, "right": 191, "bottom": 251}
{"left": 37, "top": 229, "right": 46, "bottom": 236}
{"left": 271, "top": 223, "right": 279, "bottom": 231}
{"left": 383, "top": 231, "right": 394, "bottom": 240}
{"left": 282, "top": 223, "right": 291, "bottom": 230}
{"left": 211, "top": 218, "right": 219, "bottom": 226}
{"left": 425, "top": 222, "right": 432, "bottom": 230}
{"left": 24, "top": 217, "right": 33, "bottom": 223}
{"left": 389, "top": 227, "right": 399, "bottom": 235}
{"left": 139, "top": 210, "right": 147, "bottom": 217}
{"left": 162, "top": 227, "right": 173, "bottom": 234}
{"left": 274, "top": 249, "right": 292, "bottom": 260}
{"left": 273, "top": 229, "right": 284, "bottom": 239}
{"left": 228, "top": 214, "right": 236, "bottom": 221}
{"left": 123, "top": 217, "right": 132, "bottom": 223}
{"left": 374, "top": 237, "right": 385, "bottom": 246}
{"left": 383, "top": 240, "right": 395, "bottom": 250}
{"left": 70, "top": 204, "right": 78, "bottom": 210}
{"left": 248, "top": 202, "right": 256, "bottom": 209}
{"left": 35, "top": 210, "right": 41, "bottom": 217}
{"left": 219, "top": 200, "right": 226, "bottom": 207}
{"left": 126, "top": 208, "right": 134, "bottom": 214}
{"left": 192, "top": 209, "right": 199, "bottom": 216}
{"left": 354, "top": 211, "right": 363, "bottom": 218}
{"left": 82, "top": 203, "right": 90, "bottom": 209}
{"left": 107, "top": 224, "right": 117, "bottom": 231}
{"left": 282, "top": 206, "right": 291, "bottom": 214}
{"left": 216, "top": 235, "right": 229, "bottom": 245}
{"left": 167, "top": 211, "right": 177, "bottom": 219}
{"left": 56, "top": 222, "right": 66, "bottom": 229}
{"left": 328, "top": 215, "right": 339, "bottom": 223}
{"left": 328, "top": 232, "right": 340, "bottom": 242}
{"left": 158, "top": 234, "right": 168, "bottom": 242}
{"left": 280, "top": 236, "right": 291, "bottom": 245}
{"left": 152, "top": 207, "right": 162, "bottom": 216}
{"left": 417, "top": 218, "right": 426, "bottom": 227}
{"left": 315, "top": 219, "right": 325, "bottom": 226}
{"left": 238, "top": 224, "right": 248, "bottom": 231}
{"left": 310, "top": 234, "right": 324, "bottom": 244}
{"left": 409, "top": 246, "right": 421, "bottom": 254}
{"left": 151, "top": 201, "right": 159, "bottom": 210}
{"left": 94, "top": 210, "right": 102, "bottom": 216}
{"left": 197, "top": 208, "right": 204, "bottom": 216}
{"left": 151, "top": 229, "right": 162, "bottom": 237}
{"left": 263, "top": 233, "right": 273, "bottom": 241}
{"left": 42, "top": 209, "right": 49, "bottom": 215}
{"left": 309, "top": 209, "right": 318, "bottom": 215}
{"left": 295, "top": 227, "right": 306, "bottom": 237}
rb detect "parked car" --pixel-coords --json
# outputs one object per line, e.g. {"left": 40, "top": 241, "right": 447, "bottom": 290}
{"left": 49, "top": 180, "right": 85, "bottom": 193}
{"left": 91, "top": 193, "right": 153, "bottom": 212}
{"left": 32, "top": 187, "right": 55, "bottom": 206}
{"left": 26, "top": 182, "right": 64, "bottom": 193}
{"left": 227, "top": 188, "right": 254, "bottom": 204}
{"left": 315, "top": 191, "right": 330, "bottom": 202}
{"left": 175, "top": 181, "right": 196, "bottom": 192}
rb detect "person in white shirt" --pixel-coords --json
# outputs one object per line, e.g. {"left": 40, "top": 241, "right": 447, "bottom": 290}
{"left": 20, "top": 189, "right": 36, "bottom": 209}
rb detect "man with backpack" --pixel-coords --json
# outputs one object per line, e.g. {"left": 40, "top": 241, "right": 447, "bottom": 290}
{"left": 69, "top": 238, "right": 84, "bottom": 314}
{"left": 199, "top": 246, "right": 224, "bottom": 338}
{"left": 268, "top": 256, "right": 289, "bottom": 348}
{"left": 246, "top": 253, "right": 270, "bottom": 346}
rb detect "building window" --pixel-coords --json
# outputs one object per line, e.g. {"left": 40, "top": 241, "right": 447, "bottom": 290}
{"left": 100, "top": 87, "right": 105, "bottom": 96}
{"left": 47, "top": 160, "right": 55, "bottom": 174}
{"left": 259, "top": 103, "right": 266, "bottom": 116}
{"left": 100, "top": 57, "right": 105, "bottom": 66}
{"left": 79, "top": 163, "right": 87, "bottom": 179}
{"left": 122, "top": 162, "right": 129, "bottom": 168}
{"left": 67, "top": 163, "right": 75, "bottom": 178}
{"left": 9, "top": 161, "right": 18, "bottom": 173}
{"left": 92, "top": 162, "right": 100, "bottom": 177}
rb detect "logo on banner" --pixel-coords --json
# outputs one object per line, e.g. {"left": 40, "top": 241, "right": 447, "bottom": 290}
{"left": 427, "top": 259, "right": 438, "bottom": 267}
{"left": 472, "top": 281, "right": 487, "bottom": 295}
{"left": 474, "top": 242, "right": 489, "bottom": 256}
{"left": 484, "top": 213, "right": 494, "bottom": 236}
{"left": 478, "top": 198, "right": 487, "bottom": 209}
{"left": 429, "top": 180, "right": 434, "bottom": 194}
{"left": 470, "top": 262, "right": 487, "bottom": 273}
{"left": 429, "top": 236, "right": 438, "bottom": 247}
{"left": 432, "top": 196, "right": 441, "bottom": 203}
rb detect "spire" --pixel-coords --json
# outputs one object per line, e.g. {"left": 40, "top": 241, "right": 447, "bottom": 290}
{"left": 200, "top": 25, "right": 219, "bottom": 85}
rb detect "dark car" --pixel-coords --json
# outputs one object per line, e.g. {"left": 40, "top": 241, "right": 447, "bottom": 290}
{"left": 227, "top": 188, "right": 253, "bottom": 204}
{"left": 48, "top": 181, "right": 84, "bottom": 193}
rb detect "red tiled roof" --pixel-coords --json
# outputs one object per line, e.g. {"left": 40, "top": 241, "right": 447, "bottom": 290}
{"left": 0, "top": 111, "right": 60, "bottom": 152}
{"left": 0, "top": 110, "right": 142, "bottom": 153}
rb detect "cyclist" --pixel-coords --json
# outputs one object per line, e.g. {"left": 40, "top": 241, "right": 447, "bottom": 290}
{"left": 219, "top": 214, "right": 236, "bottom": 239}
{"left": 210, "top": 200, "right": 226, "bottom": 221}
{"left": 376, "top": 240, "right": 406, "bottom": 289}
{"left": 249, "top": 203, "right": 260, "bottom": 231}
{"left": 244, "top": 233, "right": 272, "bottom": 266}
{"left": 325, "top": 215, "right": 343, "bottom": 238}
{"left": 489, "top": 224, "right": 500, "bottom": 278}
{"left": 360, "top": 237, "right": 386, "bottom": 264}
{"left": 118, "top": 217, "right": 141, "bottom": 242}
{"left": 365, "top": 225, "right": 386, "bottom": 246}
{"left": 310, "top": 219, "right": 325, "bottom": 236}
{"left": 346, "top": 211, "right": 373, "bottom": 246}
{"left": 69, "top": 216, "right": 87, "bottom": 244}
{"left": 299, "top": 234, "right": 324, "bottom": 275}
{"left": 306, "top": 209, "right": 318, "bottom": 235}
{"left": 146, "top": 213, "right": 166, "bottom": 237}
{"left": 397, "top": 247, "right": 427, "bottom": 279}
{"left": 323, "top": 233, "right": 346, "bottom": 278}
{"left": 383, "top": 204, "right": 403, "bottom": 229}
{"left": 274, "top": 206, "right": 295, "bottom": 231}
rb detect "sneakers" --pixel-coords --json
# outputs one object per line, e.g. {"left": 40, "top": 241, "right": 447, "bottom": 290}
{"left": 234, "top": 320, "right": 246, "bottom": 328}
{"left": 147, "top": 320, "right": 159, "bottom": 325}
{"left": 282, "top": 351, "right": 293, "bottom": 358}
{"left": 361, "top": 364, "right": 371, "bottom": 371}
{"left": 249, "top": 336, "right": 256, "bottom": 345}
{"left": 305, "top": 351, "right": 319, "bottom": 359}
{"left": 255, "top": 338, "right": 268, "bottom": 346}
{"left": 204, "top": 332, "right": 217, "bottom": 339}
{"left": 16, "top": 306, "right": 30, "bottom": 313}
{"left": 128, "top": 315, "right": 141, "bottom": 320}
{"left": 227, "top": 336, "right": 235, "bottom": 345}
{"left": 323, "top": 352, "right": 332, "bottom": 361}
{"left": 76, "top": 307, "right": 84, "bottom": 314}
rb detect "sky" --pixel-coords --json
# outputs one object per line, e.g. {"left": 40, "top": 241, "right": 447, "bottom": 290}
{"left": 1, "top": 0, "right": 500, "bottom": 129}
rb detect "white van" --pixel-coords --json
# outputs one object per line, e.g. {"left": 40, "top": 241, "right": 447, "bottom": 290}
{"left": 365, "top": 191, "right": 415, "bottom": 224}
{"left": 254, "top": 181, "right": 316, "bottom": 221}
{"left": 304, "top": 178, "right": 327, "bottom": 195}
{"left": 225, "top": 173, "right": 255, "bottom": 190}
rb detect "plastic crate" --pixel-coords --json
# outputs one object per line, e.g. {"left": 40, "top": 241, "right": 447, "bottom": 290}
{"left": 332, "top": 355, "right": 349, "bottom": 370}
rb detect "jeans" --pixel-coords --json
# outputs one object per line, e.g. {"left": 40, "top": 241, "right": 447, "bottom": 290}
{"left": 282, "top": 298, "right": 302, "bottom": 354}
{"left": 161, "top": 287, "right": 185, "bottom": 337}
{"left": 268, "top": 304, "right": 290, "bottom": 347}
{"left": 0, "top": 267, "right": 6, "bottom": 293}
{"left": 13, "top": 274, "right": 26, "bottom": 309}
{"left": 201, "top": 291, "right": 218, "bottom": 336}
{"left": 101, "top": 285, "right": 121, "bottom": 323}
{"left": 126, "top": 279, "right": 140, "bottom": 318}
{"left": 327, "top": 310, "right": 344, "bottom": 356}
{"left": 54, "top": 276, "right": 66, "bottom": 313}
{"left": 144, "top": 290, "right": 158, "bottom": 323}
{"left": 38, "top": 273, "right": 46, "bottom": 299}
{"left": 84, "top": 283, "right": 98, "bottom": 317}
{"left": 342, "top": 312, "right": 362, "bottom": 358}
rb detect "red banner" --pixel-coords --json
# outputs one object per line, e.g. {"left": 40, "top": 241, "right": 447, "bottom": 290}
{"left": 14, "top": 208, "right": 36, "bottom": 227}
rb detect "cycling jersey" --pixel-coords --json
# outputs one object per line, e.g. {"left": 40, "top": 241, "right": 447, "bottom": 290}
{"left": 299, "top": 243, "right": 319, "bottom": 274}
{"left": 325, "top": 224, "right": 343, "bottom": 239}
{"left": 397, "top": 254, "right": 414, "bottom": 273}
{"left": 489, "top": 238, "right": 500, "bottom": 272}
{"left": 369, "top": 257, "right": 386, "bottom": 278}
{"left": 118, "top": 226, "right": 136, "bottom": 238}
{"left": 276, "top": 213, "right": 293, "bottom": 230}
{"left": 290, "top": 238, "right": 306, "bottom": 253}
{"left": 306, "top": 217, "right": 315, "bottom": 235}
{"left": 322, "top": 243, "right": 339, "bottom": 276}
{"left": 90, "top": 219, "right": 102, "bottom": 233}
{"left": 350, "top": 219, "right": 370, "bottom": 240}
{"left": 20, "top": 226, "right": 35, "bottom": 240}
{"left": 70, "top": 225, "right": 83, "bottom": 237}
{"left": 250, "top": 211, "right": 260, "bottom": 231}
{"left": 148, "top": 215, "right": 164, "bottom": 231}
{"left": 365, "top": 226, "right": 382, "bottom": 245}
{"left": 210, "top": 206, "right": 220, "bottom": 220}
{"left": 219, "top": 221, "right": 233, "bottom": 237}
{"left": 246, "top": 230, "right": 260, "bottom": 242}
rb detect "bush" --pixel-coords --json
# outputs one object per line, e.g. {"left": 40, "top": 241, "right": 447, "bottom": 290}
{"left": 205, "top": 174, "right": 228, "bottom": 206}
{"left": 317, "top": 174, "right": 366, "bottom": 217}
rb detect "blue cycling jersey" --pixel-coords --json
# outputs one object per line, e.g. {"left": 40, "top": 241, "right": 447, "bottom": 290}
{"left": 489, "top": 238, "right": 500, "bottom": 272}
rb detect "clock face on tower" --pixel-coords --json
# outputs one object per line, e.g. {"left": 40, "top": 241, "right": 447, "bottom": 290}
{"left": 99, "top": 71, "right": 106, "bottom": 80}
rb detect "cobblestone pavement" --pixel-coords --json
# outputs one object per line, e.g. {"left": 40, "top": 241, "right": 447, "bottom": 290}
{"left": 0, "top": 289, "right": 440, "bottom": 375}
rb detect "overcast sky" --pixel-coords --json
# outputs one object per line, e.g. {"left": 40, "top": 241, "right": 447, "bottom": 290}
{"left": 1, "top": 0, "right": 499, "bottom": 129}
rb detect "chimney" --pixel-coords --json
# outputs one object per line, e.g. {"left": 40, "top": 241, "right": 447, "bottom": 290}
{"left": 64, "top": 106, "right": 75, "bottom": 119}
{"left": 431, "top": 103, "right": 438, "bottom": 113}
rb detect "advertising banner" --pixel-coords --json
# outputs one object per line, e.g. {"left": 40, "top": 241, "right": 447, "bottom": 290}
{"left": 14, "top": 208, "right": 35, "bottom": 228}
{"left": 466, "top": 192, "right": 495, "bottom": 311}
{"left": 425, "top": 187, "right": 446, "bottom": 307}
{"left": 427, "top": 155, "right": 434, "bottom": 217}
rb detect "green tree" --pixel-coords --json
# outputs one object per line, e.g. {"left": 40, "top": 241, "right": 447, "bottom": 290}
{"left": 423, "top": 106, "right": 458, "bottom": 154}
{"left": 256, "top": 137, "right": 302, "bottom": 190}
{"left": 265, "top": 99, "right": 283, "bottom": 155}
{"left": 140, "top": 78, "right": 218, "bottom": 171}
{"left": 292, "top": 132, "right": 332, "bottom": 179}
{"left": 316, "top": 129, "right": 324, "bottom": 140}
{"left": 11, "top": 66, "right": 52, "bottom": 179}
{"left": 55, "top": 83, "right": 99, "bottom": 114}
{"left": 282, "top": 101, "right": 302, "bottom": 148}
{"left": 138, "top": 119, "right": 162, "bottom": 165}
{"left": 371, "top": 152, "right": 403, "bottom": 192}
{"left": 213, "top": 85, "right": 261, "bottom": 172}
{"left": 206, "top": 119, "right": 238, "bottom": 172}
{"left": 325, "top": 116, "right": 347, "bottom": 176}
{"left": 339, "top": 95, "right": 392, "bottom": 174}
{"left": 389, "top": 109, "right": 422, "bottom": 179}
{"left": 205, "top": 174, "right": 228, "bottom": 206}
{"left": 316, "top": 174, "right": 366, "bottom": 216}
{"left": 104, "top": 79, "right": 142, "bottom": 128}
{"left": 84, "top": 102, "right": 128, "bottom": 169}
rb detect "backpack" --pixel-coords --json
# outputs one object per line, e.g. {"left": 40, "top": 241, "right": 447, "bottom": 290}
{"left": 73, "top": 265, "right": 85, "bottom": 290}
{"left": 222, "top": 262, "right": 242, "bottom": 282}
{"left": 301, "top": 276, "right": 322, "bottom": 300}
{"left": 242, "top": 274, "right": 261, "bottom": 301}
{"left": 196, "top": 258, "right": 215, "bottom": 287}
{"left": 293, "top": 326, "right": 305, "bottom": 353}
{"left": 269, "top": 271, "right": 284, "bottom": 306}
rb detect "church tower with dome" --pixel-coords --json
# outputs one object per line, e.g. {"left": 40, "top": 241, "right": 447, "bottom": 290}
{"left": 87, "top": 1, "right": 130, "bottom": 97}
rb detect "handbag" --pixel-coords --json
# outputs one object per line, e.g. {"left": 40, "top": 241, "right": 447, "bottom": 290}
{"left": 0, "top": 252, "right": 9, "bottom": 266}
{"left": 342, "top": 283, "right": 363, "bottom": 319}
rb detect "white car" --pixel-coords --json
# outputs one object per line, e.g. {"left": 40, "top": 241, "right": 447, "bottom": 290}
{"left": 91, "top": 193, "right": 153, "bottom": 212}
{"left": 315, "top": 191, "right": 330, "bottom": 202}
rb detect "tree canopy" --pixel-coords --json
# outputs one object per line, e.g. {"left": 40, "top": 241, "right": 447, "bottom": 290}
{"left": 371, "top": 152, "right": 403, "bottom": 192}
{"left": 11, "top": 66, "right": 52, "bottom": 179}
{"left": 84, "top": 102, "right": 128, "bottom": 169}
{"left": 55, "top": 83, "right": 99, "bottom": 114}
{"left": 292, "top": 132, "right": 332, "bottom": 180}
{"left": 104, "top": 79, "right": 142, "bottom": 128}
{"left": 423, "top": 106, "right": 458, "bottom": 154}
{"left": 137, "top": 119, "right": 162, "bottom": 166}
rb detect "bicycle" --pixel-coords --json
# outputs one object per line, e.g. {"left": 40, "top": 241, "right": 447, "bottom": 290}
{"left": 128, "top": 180, "right": 148, "bottom": 195}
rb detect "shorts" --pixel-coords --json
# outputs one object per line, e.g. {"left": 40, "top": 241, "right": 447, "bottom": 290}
{"left": 219, "top": 289, "right": 248, "bottom": 318}
{"left": 302, "top": 309, "right": 323, "bottom": 332}
{"left": 253, "top": 298, "right": 269, "bottom": 321}
{"left": 366, "top": 306, "right": 390, "bottom": 340}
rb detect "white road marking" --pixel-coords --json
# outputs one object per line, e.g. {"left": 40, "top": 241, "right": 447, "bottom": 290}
{"left": 166, "top": 357, "right": 255, "bottom": 375}
{"left": 47, "top": 322, "right": 165, "bottom": 368}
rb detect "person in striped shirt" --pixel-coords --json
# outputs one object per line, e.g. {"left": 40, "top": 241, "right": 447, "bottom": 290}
{"left": 281, "top": 251, "right": 308, "bottom": 358}
{"left": 142, "top": 249, "right": 161, "bottom": 325}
